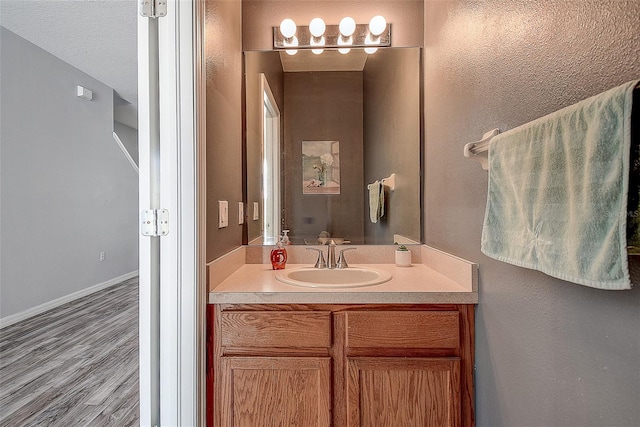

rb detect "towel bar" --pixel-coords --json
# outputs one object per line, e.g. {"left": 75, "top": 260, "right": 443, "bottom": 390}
{"left": 463, "top": 128, "right": 501, "bottom": 170}
{"left": 381, "top": 173, "right": 396, "bottom": 191}
{"left": 367, "top": 173, "right": 396, "bottom": 191}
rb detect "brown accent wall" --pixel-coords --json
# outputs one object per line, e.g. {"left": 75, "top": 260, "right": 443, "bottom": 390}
{"left": 206, "top": 0, "right": 243, "bottom": 261}
{"left": 363, "top": 47, "right": 421, "bottom": 244}
{"left": 424, "top": 1, "right": 640, "bottom": 425}
{"left": 283, "top": 72, "right": 364, "bottom": 244}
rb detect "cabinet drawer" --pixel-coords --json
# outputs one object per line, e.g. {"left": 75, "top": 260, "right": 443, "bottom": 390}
{"left": 221, "top": 311, "right": 331, "bottom": 349}
{"left": 345, "top": 311, "right": 459, "bottom": 349}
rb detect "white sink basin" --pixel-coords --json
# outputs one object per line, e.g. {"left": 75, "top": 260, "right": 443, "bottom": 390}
{"left": 276, "top": 267, "right": 392, "bottom": 288}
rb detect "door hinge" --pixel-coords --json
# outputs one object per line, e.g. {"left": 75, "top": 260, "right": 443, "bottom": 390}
{"left": 141, "top": 209, "right": 169, "bottom": 236}
{"left": 139, "top": 0, "right": 167, "bottom": 18}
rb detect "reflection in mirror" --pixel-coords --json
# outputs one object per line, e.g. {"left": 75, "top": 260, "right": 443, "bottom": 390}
{"left": 245, "top": 48, "right": 421, "bottom": 246}
{"left": 260, "top": 75, "right": 281, "bottom": 245}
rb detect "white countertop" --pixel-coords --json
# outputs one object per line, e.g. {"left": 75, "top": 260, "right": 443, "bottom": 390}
{"left": 208, "top": 262, "right": 478, "bottom": 304}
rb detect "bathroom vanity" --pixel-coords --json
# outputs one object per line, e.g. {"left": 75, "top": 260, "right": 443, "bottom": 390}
{"left": 209, "top": 303, "right": 474, "bottom": 426}
{"left": 207, "top": 245, "right": 478, "bottom": 427}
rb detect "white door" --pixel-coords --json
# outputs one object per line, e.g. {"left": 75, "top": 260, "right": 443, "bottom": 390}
{"left": 138, "top": 1, "right": 205, "bottom": 425}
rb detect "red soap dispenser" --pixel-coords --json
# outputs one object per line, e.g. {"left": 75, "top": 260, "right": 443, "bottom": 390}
{"left": 270, "top": 237, "right": 287, "bottom": 270}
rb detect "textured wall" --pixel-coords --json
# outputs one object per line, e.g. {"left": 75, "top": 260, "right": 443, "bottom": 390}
{"left": 206, "top": 0, "right": 243, "bottom": 261}
{"left": 1, "top": 28, "right": 138, "bottom": 319}
{"left": 283, "top": 72, "right": 365, "bottom": 243}
{"left": 424, "top": 1, "right": 640, "bottom": 425}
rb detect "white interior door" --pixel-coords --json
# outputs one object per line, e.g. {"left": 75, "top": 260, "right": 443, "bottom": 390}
{"left": 138, "top": 1, "right": 205, "bottom": 425}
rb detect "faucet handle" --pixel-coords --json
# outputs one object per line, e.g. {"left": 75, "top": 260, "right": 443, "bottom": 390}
{"left": 336, "top": 247, "right": 357, "bottom": 269}
{"left": 306, "top": 247, "right": 327, "bottom": 269}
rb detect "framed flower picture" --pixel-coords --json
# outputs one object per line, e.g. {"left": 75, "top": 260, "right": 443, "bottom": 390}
{"left": 302, "top": 140, "right": 340, "bottom": 194}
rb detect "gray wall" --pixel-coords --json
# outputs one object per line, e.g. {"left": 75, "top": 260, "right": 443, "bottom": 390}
{"left": 423, "top": 1, "right": 640, "bottom": 425}
{"left": 363, "top": 47, "right": 421, "bottom": 244}
{"left": 206, "top": 0, "right": 243, "bottom": 261}
{"left": 0, "top": 27, "right": 138, "bottom": 319}
{"left": 283, "top": 72, "right": 365, "bottom": 244}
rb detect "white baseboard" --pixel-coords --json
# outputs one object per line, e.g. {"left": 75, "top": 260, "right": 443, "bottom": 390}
{"left": 0, "top": 270, "right": 139, "bottom": 329}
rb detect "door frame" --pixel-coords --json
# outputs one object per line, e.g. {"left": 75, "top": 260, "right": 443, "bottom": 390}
{"left": 138, "top": 0, "right": 206, "bottom": 424}
{"left": 260, "top": 74, "right": 281, "bottom": 245}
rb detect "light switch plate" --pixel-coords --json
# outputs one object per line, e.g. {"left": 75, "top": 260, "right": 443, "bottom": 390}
{"left": 218, "top": 201, "right": 228, "bottom": 228}
{"left": 253, "top": 202, "right": 259, "bottom": 221}
{"left": 238, "top": 202, "right": 244, "bottom": 224}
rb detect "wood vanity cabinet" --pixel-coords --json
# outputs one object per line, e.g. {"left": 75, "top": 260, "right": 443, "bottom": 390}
{"left": 208, "top": 304, "right": 475, "bottom": 427}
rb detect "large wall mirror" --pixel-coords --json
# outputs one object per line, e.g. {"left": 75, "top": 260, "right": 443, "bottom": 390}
{"left": 245, "top": 47, "right": 422, "bottom": 246}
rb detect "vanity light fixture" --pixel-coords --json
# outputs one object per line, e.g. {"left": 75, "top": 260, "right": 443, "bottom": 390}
{"left": 274, "top": 15, "right": 390, "bottom": 54}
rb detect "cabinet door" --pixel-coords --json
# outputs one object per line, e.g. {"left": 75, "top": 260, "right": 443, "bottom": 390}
{"left": 220, "top": 356, "right": 331, "bottom": 427}
{"left": 347, "top": 357, "right": 461, "bottom": 427}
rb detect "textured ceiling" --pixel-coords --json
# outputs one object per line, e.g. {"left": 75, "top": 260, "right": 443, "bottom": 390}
{"left": 1, "top": 0, "right": 137, "bottom": 125}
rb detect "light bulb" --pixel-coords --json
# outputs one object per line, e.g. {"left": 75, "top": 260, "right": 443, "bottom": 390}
{"left": 338, "top": 48, "right": 351, "bottom": 54}
{"left": 339, "top": 17, "right": 356, "bottom": 37}
{"left": 279, "top": 19, "right": 297, "bottom": 38}
{"left": 365, "top": 47, "right": 378, "bottom": 54}
{"left": 309, "top": 18, "right": 326, "bottom": 38}
{"left": 368, "top": 15, "right": 387, "bottom": 36}
{"left": 286, "top": 49, "right": 298, "bottom": 56}
{"left": 312, "top": 49, "right": 324, "bottom": 55}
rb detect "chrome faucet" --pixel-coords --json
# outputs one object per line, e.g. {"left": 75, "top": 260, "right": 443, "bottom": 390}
{"left": 327, "top": 240, "right": 337, "bottom": 269}
{"left": 307, "top": 241, "right": 356, "bottom": 269}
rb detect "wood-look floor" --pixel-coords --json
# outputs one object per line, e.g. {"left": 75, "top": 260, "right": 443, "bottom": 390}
{"left": 0, "top": 277, "right": 139, "bottom": 426}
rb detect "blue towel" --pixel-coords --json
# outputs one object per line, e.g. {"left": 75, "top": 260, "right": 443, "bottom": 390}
{"left": 482, "top": 79, "right": 639, "bottom": 290}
